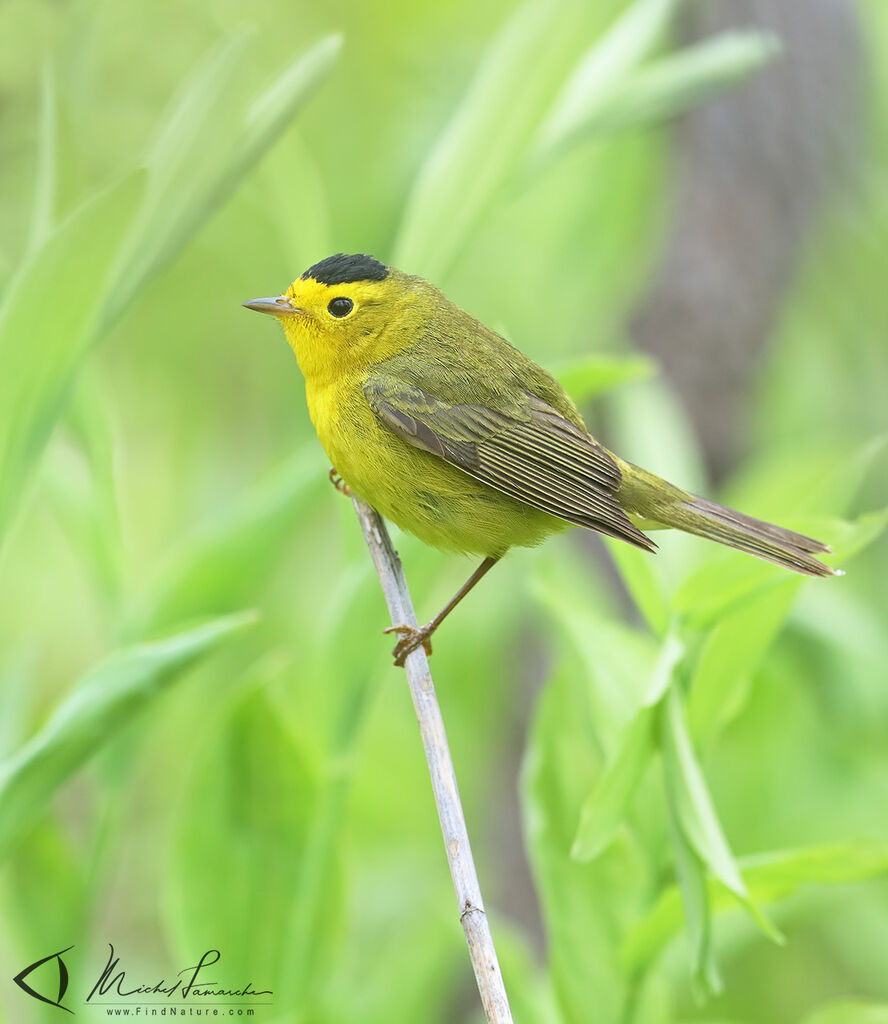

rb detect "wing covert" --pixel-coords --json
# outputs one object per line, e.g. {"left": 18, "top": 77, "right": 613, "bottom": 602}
{"left": 363, "top": 377, "right": 655, "bottom": 551}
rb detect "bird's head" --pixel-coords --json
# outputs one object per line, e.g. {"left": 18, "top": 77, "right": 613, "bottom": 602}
{"left": 243, "top": 253, "right": 424, "bottom": 381}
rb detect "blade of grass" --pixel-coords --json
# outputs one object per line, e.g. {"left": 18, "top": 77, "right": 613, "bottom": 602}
{"left": 0, "top": 611, "right": 256, "bottom": 858}
{"left": 0, "top": 171, "right": 145, "bottom": 546}
{"left": 278, "top": 659, "right": 377, "bottom": 1013}
{"left": 802, "top": 1000, "right": 888, "bottom": 1024}
{"left": 257, "top": 129, "right": 333, "bottom": 270}
{"left": 661, "top": 684, "right": 782, "bottom": 944}
{"left": 606, "top": 540, "right": 672, "bottom": 637}
{"left": 530, "top": 0, "right": 682, "bottom": 168}
{"left": 575, "top": 31, "right": 780, "bottom": 136}
{"left": 42, "top": 369, "right": 126, "bottom": 612}
{"left": 533, "top": 576, "right": 663, "bottom": 739}
{"left": 124, "top": 449, "right": 324, "bottom": 636}
{"left": 622, "top": 841, "right": 888, "bottom": 977}
{"left": 572, "top": 631, "right": 683, "bottom": 861}
{"left": 393, "top": 0, "right": 583, "bottom": 279}
{"left": 101, "top": 31, "right": 251, "bottom": 326}
{"left": 571, "top": 708, "right": 656, "bottom": 862}
{"left": 719, "top": 438, "right": 887, "bottom": 534}
{"left": 0, "top": 649, "right": 39, "bottom": 759}
{"left": 28, "top": 64, "right": 57, "bottom": 254}
{"left": 687, "top": 581, "right": 799, "bottom": 744}
{"left": 102, "top": 32, "right": 341, "bottom": 328}
{"left": 672, "top": 440, "right": 887, "bottom": 624}
{"left": 2, "top": 33, "right": 337, "bottom": 567}
{"left": 665, "top": 789, "right": 722, "bottom": 998}
{"left": 522, "top": 665, "right": 634, "bottom": 1024}
{"left": 674, "top": 507, "right": 887, "bottom": 627}
{"left": 796, "top": 435, "right": 888, "bottom": 516}
{"left": 168, "top": 681, "right": 320, "bottom": 1002}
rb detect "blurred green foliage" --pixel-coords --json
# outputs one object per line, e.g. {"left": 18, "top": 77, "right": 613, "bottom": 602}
{"left": 0, "top": 1, "right": 886, "bottom": 1022}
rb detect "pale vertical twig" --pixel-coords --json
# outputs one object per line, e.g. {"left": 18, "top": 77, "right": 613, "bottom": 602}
{"left": 351, "top": 497, "right": 514, "bottom": 1024}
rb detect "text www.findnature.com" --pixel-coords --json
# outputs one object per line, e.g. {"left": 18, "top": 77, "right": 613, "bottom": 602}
{"left": 104, "top": 1010, "right": 255, "bottom": 1017}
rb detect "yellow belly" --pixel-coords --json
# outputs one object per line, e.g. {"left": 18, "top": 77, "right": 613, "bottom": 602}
{"left": 305, "top": 376, "right": 564, "bottom": 556}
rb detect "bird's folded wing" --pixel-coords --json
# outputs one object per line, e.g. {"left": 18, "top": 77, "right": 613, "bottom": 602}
{"left": 363, "top": 377, "right": 654, "bottom": 551}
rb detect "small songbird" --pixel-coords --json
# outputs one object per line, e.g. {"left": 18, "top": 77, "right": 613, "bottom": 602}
{"left": 244, "top": 253, "right": 834, "bottom": 665}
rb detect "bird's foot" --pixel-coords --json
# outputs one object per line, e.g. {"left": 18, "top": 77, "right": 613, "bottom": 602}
{"left": 383, "top": 622, "right": 434, "bottom": 667}
{"left": 328, "top": 467, "right": 351, "bottom": 496}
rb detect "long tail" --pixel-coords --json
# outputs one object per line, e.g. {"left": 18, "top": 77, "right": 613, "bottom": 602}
{"left": 614, "top": 459, "right": 835, "bottom": 577}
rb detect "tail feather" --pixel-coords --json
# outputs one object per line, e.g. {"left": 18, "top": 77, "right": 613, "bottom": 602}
{"left": 615, "top": 459, "right": 835, "bottom": 578}
{"left": 672, "top": 494, "right": 834, "bottom": 577}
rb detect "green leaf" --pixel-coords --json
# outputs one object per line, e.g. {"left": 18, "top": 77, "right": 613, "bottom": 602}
{"left": 277, "top": 702, "right": 371, "bottom": 1013}
{"left": 125, "top": 449, "right": 324, "bottom": 635}
{"left": 726, "top": 436, "right": 888, "bottom": 522}
{"left": 606, "top": 539, "right": 672, "bottom": 637}
{"left": 665, "top": 791, "right": 722, "bottom": 998}
{"left": 671, "top": 439, "right": 887, "bottom": 623}
{"left": 660, "top": 684, "right": 781, "bottom": 942}
{"left": 533, "top": 576, "right": 663, "bottom": 741}
{"left": 1, "top": 819, "right": 86, "bottom": 955}
{"left": 571, "top": 708, "right": 655, "bottom": 862}
{"left": 256, "top": 129, "right": 333, "bottom": 270}
{"left": 531, "top": 0, "right": 682, "bottom": 167}
{"left": 495, "top": 922, "right": 564, "bottom": 1024}
{"left": 167, "top": 684, "right": 326, "bottom": 1007}
{"left": 581, "top": 31, "right": 780, "bottom": 136}
{"left": 28, "top": 64, "right": 57, "bottom": 253}
{"left": 572, "top": 632, "right": 683, "bottom": 861}
{"left": 673, "top": 559, "right": 790, "bottom": 628}
{"left": 738, "top": 842, "right": 888, "bottom": 903}
{"left": 0, "top": 171, "right": 145, "bottom": 544}
{"left": 802, "top": 1000, "right": 888, "bottom": 1024}
{"left": 0, "top": 648, "right": 39, "bottom": 759}
{"left": 622, "top": 841, "right": 888, "bottom": 978}
{"left": 823, "top": 508, "right": 888, "bottom": 564}
{"left": 0, "top": 612, "right": 256, "bottom": 858}
{"left": 45, "top": 371, "right": 125, "bottom": 606}
{"left": 662, "top": 685, "right": 744, "bottom": 897}
{"left": 393, "top": 0, "right": 583, "bottom": 279}
{"left": 674, "top": 507, "right": 887, "bottom": 626}
{"left": 103, "top": 32, "right": 341, "bottom": 327}
{"left": 522, "top": 669, "right": 634, "bottom": 1024}
{"left": 687, "top": 580, "right": 800, "bottom": 743}
{"left": 244, "top": 35, "right": 341, "bottom": 154}
{"left": 800, "top": 435, "right": 888, "bottom": 516}
{"left": 552, "top": 353, "right": 654, "bottom": 403}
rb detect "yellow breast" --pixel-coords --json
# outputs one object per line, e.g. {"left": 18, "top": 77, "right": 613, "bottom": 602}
{"left": 304, "top": 373, "right": 388, "bottom": 494}
{"left": 302, "top": 372, "right": 559, "bottom": 556}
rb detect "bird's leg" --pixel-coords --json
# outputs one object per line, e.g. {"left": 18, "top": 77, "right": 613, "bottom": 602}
{"left": 384, "top": 556, "right": 500, "bottom": 667}
{"left": 328, "top": 466, "right": 351, "bottom": 496}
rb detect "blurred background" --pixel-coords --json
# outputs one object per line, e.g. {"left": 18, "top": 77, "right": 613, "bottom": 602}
{"left": 0, "top": 0, "right": 886, "bottom": 1022}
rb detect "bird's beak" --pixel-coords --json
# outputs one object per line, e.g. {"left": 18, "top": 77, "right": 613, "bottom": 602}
{"left": 241, "top": 296, "right": 301, "bottom": 318}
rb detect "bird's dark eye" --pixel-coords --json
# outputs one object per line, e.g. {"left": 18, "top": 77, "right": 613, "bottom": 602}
{"left": 327, "top": 297, "right": 354, "bottom": 318}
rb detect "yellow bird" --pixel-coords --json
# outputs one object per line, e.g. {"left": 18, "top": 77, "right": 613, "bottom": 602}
{"left": 244, "top": 253, "right": 834, "bottom": 665}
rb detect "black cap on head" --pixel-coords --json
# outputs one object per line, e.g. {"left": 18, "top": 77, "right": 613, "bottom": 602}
{"left": 301, "top": 253, "right": 389, "bottom": 286}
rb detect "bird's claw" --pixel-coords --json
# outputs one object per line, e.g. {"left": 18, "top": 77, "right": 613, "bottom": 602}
{"left": 328, "top": 467, "right": 351, "bottom": 496}
{"left": 383, "top": 623, "right": 434, "bottom": 667}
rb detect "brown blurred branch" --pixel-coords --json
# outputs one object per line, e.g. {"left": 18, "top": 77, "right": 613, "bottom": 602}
{"left": 351, "top": 497, "right": 513, "bottom": 1024}
{"left": 630, "top": 0, "right": 862, "bottom": 480}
